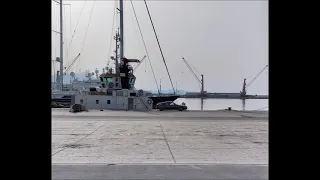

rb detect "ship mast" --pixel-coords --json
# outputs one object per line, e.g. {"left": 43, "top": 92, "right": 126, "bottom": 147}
{"left": 119, "top": 0, "right": 124, "bottom": 64}
{"left": 114, "top": 30, "right": 120, "bottom": 73}
{"left": 59, "top": 0, "right": 64, "bottom": 90}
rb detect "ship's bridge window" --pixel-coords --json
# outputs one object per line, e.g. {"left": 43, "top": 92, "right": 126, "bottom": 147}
{"left": 106, "top": 78, "right": 113, "bottom": 83}
{"left": 130, "top": 78, "right": 135, "bottom": 84}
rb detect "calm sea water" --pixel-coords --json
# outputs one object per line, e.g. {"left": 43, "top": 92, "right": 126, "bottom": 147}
{"left": 174, "top": 98, "right": 268, "bottom": 111}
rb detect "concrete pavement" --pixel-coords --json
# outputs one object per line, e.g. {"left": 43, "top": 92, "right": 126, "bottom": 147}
{"left": 52, "top": 109, "right": 268, "bottom": 179}
{"left": 52, "top": 108, "right": 268, "bottom": 120}
{"left": 52, "top": 164, "right": 268, "bottom": 179}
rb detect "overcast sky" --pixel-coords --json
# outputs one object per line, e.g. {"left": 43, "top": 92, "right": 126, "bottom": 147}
{"left": 52, "top": 0, "right": 268, "bottom": 94}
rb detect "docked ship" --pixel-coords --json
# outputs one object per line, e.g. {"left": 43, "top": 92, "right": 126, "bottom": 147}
{"left": 52, "top": 0, "right": 179, "bottom": 108}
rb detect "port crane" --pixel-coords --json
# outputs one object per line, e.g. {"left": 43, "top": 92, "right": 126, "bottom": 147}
{"left": 133, "top": 55, "right": 146, "bottom": 72}
{"left": 241, "top": 64, "right": 268, "bottom": 98}
{"left": 182, "top": 57, "right": 205, "bottom": 97}
{"left": 63, "top": 53, "right": 81, "bottom": 75}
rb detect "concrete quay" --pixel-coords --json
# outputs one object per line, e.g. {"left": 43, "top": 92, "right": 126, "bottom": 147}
{"left": 52, "top": 109, "right": 268, "bottom": 179}
{"left": 52, "top": 108, "right": 268, "bottom": 120}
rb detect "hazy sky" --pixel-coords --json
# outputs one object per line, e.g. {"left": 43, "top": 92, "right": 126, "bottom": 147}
{"left": 51, "top": 0, "right": 268, "bottom": 94}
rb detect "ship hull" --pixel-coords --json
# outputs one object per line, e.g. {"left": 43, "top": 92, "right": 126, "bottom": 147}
{"left": 52, "top": 94, "right": 180, "bottom": 108}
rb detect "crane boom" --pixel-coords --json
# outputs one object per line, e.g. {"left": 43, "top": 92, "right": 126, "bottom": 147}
{"left": 64, "top": 53, "right": 81, "bottom": 74}
{"left": 133, "top": 55, "right": 146, "bottom": 72}
{"left": 247, "top": 65, "right": 268, "bottom": 88}
{"left": 182, "top": 57, "right": 205, "bottom": 96}
{"left": 182, "top": 57, "right": 201, "bottom": 86}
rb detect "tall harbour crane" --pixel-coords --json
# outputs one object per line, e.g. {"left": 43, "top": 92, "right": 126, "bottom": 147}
{"left": 182, "top": 57, "right": 205, "bottom": 97}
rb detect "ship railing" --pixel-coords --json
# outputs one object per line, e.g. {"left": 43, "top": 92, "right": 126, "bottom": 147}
{"left": 137, "top": 97, "right": 149, "bottom": 110}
